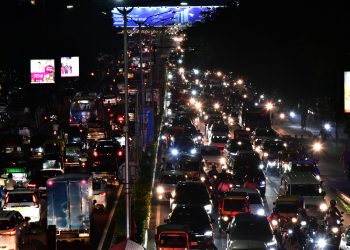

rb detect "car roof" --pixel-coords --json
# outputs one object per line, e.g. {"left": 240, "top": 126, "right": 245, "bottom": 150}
{"left": 161, "top": 170, "right": 185, "bottom": 176}
{"left": 7, "top": 188, "right": 37, "bottom": 194}
{"left": 234, "top": 212, "right": 268, "bottom": 221}
{"left": 283, "top": 172, "right": 320, "bottom": 184}
{"left": 232, "top": 188, "right": 261, "bottom": 195}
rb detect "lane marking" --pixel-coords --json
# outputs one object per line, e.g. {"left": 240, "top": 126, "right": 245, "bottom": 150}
{"left": 156, "top": 203, "right": 161, "bottom": 227}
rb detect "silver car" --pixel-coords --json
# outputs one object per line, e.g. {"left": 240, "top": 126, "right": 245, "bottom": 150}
{"left": 231, "top": 188, "right": 265, "bottom": 216}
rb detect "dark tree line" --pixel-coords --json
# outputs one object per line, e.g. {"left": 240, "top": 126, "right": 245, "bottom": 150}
{"left": 184, "top": 0, "right": 350, "bottom": 113}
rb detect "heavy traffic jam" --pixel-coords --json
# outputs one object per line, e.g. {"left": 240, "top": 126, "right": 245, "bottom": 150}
{"left": 151, "top": 39, "right": 349, "bottom": 250}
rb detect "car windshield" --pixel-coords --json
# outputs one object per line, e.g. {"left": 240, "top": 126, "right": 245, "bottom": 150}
{"left": 171, "top": 208, "right": 209, "bottom": 225}
{"left": 160, "top": 175, "right": 186, "bottom": 184}
{"left": 227, "top": 141, "right": 252, "bottom": 152}
{"left": 201, "top": 147, "right": 221, "bottom": 156}
{"left": 175, "top": 185, "right": 209, "bottom": 204}
{"left": 248, "top": 193, "right": 262, "bottom": 204}
{"left": 230, "top": 217, "right": 273, "bottom": 241}
{"left": 275, "top": 202, "right": 298, "bottom": 213}
{"left": 223, "top": 199, "right": 246, "bottom": 212}
{"left": 291, "top": 164, "right": 316, "bottom": 172}
{"left": 65, "top": 146, "right": 81, "bottom": 156}
{"left": 211, "top": 135, "right": 228, "bottom": 143}
{"left": 159, "top": 234, "right": 187, "bottom": 248}
{"left": 289, "top": 184, "right": 322, "bottom": 196}
{"left": 8, "top": 193, "right": 34, "bottom": 203}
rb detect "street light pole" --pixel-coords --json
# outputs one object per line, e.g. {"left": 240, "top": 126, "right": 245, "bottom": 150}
{"left": 116, "top": 6, "right": 133, "bottom": 240}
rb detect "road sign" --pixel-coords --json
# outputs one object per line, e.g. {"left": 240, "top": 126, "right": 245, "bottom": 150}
{"left": 118, "top": 162, "right": 140, "bottom": 183}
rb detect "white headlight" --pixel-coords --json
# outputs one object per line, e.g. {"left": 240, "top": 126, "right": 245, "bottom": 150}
{"left": 220, "top": 157, "right": 226, "bottom": 164}
{"left": 263, "top": 152, "right": 269, "bottom": 157}
{"left": 331, "top": 227, "right": 339, "bottom": 234}
{"left": 204, "top": 230, "right": 212, "bottom": 237}
{"left": 271, "top": 220, "right": 278, "bottom": 226}
{"left": 317, "top": 238, "right": 326, "bottom": 248}
{"left": 200, "top": 176, "right": 206, "bottom": 182}
{"left": 156, "top": 186, "right": 164, "bottom": 194}
{"left": 292, "top": 217, "right": 297, "bottom": 223}
{"left": 319, "top": 203, "right": 327, "bottom": 211}
{"left": 268, "top": 161, "right": 276, "bottom": 166}
{"left": 316, "top": 175, "right": 321, "bottom": 180}
{"left": 171, "top": 148, "right": 179, "bottom": 156}
{"left": 190, "top": 148, "right": 197, "bottom": 154}
{"left": 288, "top": 229, "right": 293, "bottom": 234}
{"left": 222, "top": 216, "right": 229, "bottom": 221}
{"left": 301, "top": 221, "right": 307, "bottom": 226}
{"left": 257, "top": 209, "right": 265, "bottom": 216}
{"left": 266, "top": 239, "right": 276, "bottom": 246}
{"left": 161, "top": 135, "right": 166, "bottom": 140}
{"left": 259, "top": 164, "right": 264, "bottom": 169}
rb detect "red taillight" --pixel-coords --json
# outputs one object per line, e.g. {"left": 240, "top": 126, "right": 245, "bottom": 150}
{"left": 28, "top": 183, "right": 36, "bottom": 189}
{"left": 117, "top": 150, "right": 123, "bottom": 157}
{"left": 82, "top": 179, "right": 87, "bottom": 185}
{"left": 0, "top": 229, "right": 16, "bottom": 236}
{"left": 48, "top": 180, "right": 53, "bottom": 186}
{"left": 93, "top": 151, "right": 98, "bottom": 157}
{"left": 99, "top": 192, "right": 106, "bottom": 197}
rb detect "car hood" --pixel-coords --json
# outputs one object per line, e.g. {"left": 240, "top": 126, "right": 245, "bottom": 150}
{"left": 228, "top": 240, "right": 266, "bottom": 249}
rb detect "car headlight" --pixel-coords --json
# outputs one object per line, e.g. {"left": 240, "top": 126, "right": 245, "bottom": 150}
{"left": 220, "top": 157, "right": 226, "bottom": 164}
{"left": 257, "top": 209, "right": 265, "bottom": 216}
{"left": 271, "top": 219, "right": 278, "bottom": 226}
{"left": 200, "top": 176, "right": 206, "bottom": 182}
{"left": 301, "top": 221, "right": 307, "bottom": 226}
{"left": 204, "top": 230, "right": 212, "bottom": 237}
{"left": 288, "top": 229, "right": 293, "bottom": 235}
{"left": 292, "top": 217, "right": 297, "bottom": 223}
{"left": 222, "top": 216, "right": 229, "bottom": 222}
{"left": 259, "top": 164, "right": 264, "bottom": 169}
{"left": 171, "top": 148, "right": 179, "bottom": 156}
{"left": 190, "top": 148, "right": 197, "bottom": 154}
{"left": 156, "top": 186, "right": 164, "bottom": 194}
{"left": 317, "top": 238, "right": 326, "bottom": 248}
{"left": 331, "top": 227, "right": 339, "bottom": 234}
{"left": 263, "top": 152, "right": 269, "bottom": 157}
{"left": 268, "top": 161, "right": 276, "bottom": 166}
{"left": 260, "top": 181, "right": 266, "bottom": 187}
{"left": 316, "top": 175, "right": 321, "bottom": 180}
{"left": 204, "top": 204, "right": 212, "bottom": 214}
{"left": 319, "top": 203, "right": 327, "bottom": 211}
{"left": 161, "top": 135, "right": 166, "bottom": 140}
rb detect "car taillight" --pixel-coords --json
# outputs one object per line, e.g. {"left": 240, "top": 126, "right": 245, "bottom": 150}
{"left": 93, "top": 151, "right": 98, "bottom": 157}
{"left": 117, "top": 150, "right": 123, "bottom": 157}
{"left": 99, "top": 192, "right": 106, "bottom": 197}
{"left": 28, "top": 183, "right": 36, "bottom": 189}
{"left": 0, "top": 229, "right": 16, "bottom": 236}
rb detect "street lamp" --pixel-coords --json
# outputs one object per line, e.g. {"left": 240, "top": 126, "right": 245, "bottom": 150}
{"left": 116, "top": 6, "right": 133, "bottom": 240}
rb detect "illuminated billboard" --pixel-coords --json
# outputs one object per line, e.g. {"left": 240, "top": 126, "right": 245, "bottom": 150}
{"left": 345, "top": 71, "right": 350, "bottom": 113}
{"left": 61, "top": 56, "right": 80, "bottom": 77}
{"left": 111, "top": 6, "right": 220, "bottom": 28}
{"left": 30, "top": 59, "right": 55, "bottom": 84}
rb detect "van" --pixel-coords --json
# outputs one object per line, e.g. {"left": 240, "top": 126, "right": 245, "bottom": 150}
{"left": 280, "top": 172, "right": 327, "bottom": 218}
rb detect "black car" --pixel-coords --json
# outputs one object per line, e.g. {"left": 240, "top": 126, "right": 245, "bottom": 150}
{"left": 226, "top": 213, "right": 277, "bottom": 250}
{"left": 91, "top": 139, "right": 124, "bottom": 169}
{"left": 171, "top": 181, "right": 213, "bottom": 215}
{"left": 225, "top": 139, "right": 253, "bottom": 157}
{"left": 233, "top": 167, "right": 266, "bottom": 196}
{"left": 165, "top": 205, "right": 214, "bottom": 249}
{"left": 27, "top": 168, "right": 64, "bottom": 196}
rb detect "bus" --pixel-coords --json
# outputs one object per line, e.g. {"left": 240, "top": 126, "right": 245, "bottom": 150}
{"left": 69, "top": 92, "right": 102, "bottom": 124}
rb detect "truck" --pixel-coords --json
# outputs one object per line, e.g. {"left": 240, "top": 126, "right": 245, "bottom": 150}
{"left": 46, "top": 173, "right": 93, "bottom": 246}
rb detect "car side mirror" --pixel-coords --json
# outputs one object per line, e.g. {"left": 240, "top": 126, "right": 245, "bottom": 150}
{"left": 24, "top": 217, "right": 31, "bottom": 222}
{"left": 164, "top": 219, "right": 170, "bottom": 223}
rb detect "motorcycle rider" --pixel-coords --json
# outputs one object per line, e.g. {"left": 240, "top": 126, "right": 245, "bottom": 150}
{"left": 297, "top": 207, "right": 309, "bottom": 223}
{"left": 208, "top": 164, "right": 219, "bottom": 178}
{"left": 269, "top": 207, "right": 280, "bottom": 223}
{"left": 325, "top": 200, "right": 342, "bottom": 227}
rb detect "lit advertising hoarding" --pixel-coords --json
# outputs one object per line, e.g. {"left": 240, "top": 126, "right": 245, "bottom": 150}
{"left": 30, "top": 59, "right": 55, "bottom": 84}
{"left": 345, "top": 71, "right": 350, "bottom": 113}
{"left": 61, "top": 57, "right": 80, "bottom": 77}
{"left": 111, "top": 6, "right": 220, "bottom": 28}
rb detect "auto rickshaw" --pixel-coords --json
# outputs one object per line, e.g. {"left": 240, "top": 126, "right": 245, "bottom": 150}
{"left": 218, "top": 194, "right": 250, "bottom": 232}
{"left": 155, "top": 224, "right": 190, "bottom": 250}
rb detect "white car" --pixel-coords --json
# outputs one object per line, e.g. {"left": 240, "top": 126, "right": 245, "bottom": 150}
{"left": 231, "top": 188, "right": 265, "bottom": 216}
{"left": 0, "top": 210, "right": 30, "bottom": 250}
{"left": 3, "top": 189, "right": 45, "bottom": 224}
{"left": 93, "top": 179, "right": 108, "bottom": 210}
{"left": 339, "top": 226, "right": 350, "bottom": 249}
